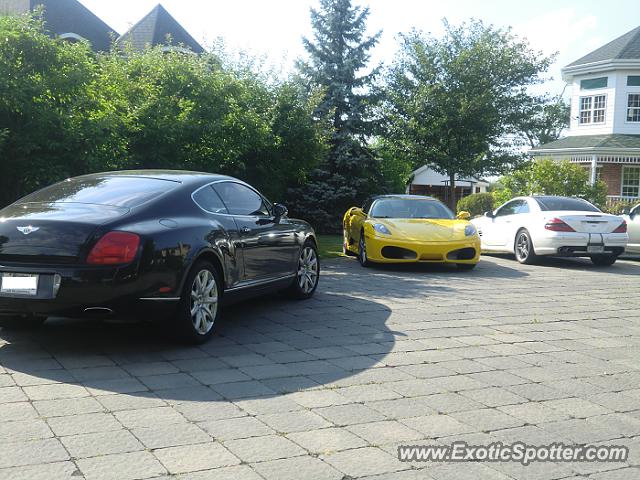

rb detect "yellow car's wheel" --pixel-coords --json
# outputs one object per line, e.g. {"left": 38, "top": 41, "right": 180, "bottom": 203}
{"left": 342, "top": 230, "right": 357, "bottom": 257}
{"left": 358, "top": 232, "right": 372, "bottom": 267}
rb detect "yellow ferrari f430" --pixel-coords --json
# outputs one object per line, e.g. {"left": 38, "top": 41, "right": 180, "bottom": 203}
{"left": 343, "top": 195, "right": 481, "bottom": 269}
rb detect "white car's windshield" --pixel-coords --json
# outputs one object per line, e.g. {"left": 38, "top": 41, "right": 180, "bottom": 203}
{"left": 370, "top": 198, "right": 454, "bottom": 219}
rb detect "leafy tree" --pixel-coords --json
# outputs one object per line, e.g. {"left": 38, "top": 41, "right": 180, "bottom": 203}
{"left": 291, "top": 0, "right": 382, "bottom": 232}
{"left": 384, "top": 20, "right": 553, "bottom": 210}
{"left": 493, "top": 159, "right": 607, "bottom": 207}
{"left": 516, "top": 94, "right": 570, "bottom": 148}
{"left": 0, "top": 14, "right": 326, "bottom": 208}
{"left": 0, "top": 13, "right": 116, "bottom": 206}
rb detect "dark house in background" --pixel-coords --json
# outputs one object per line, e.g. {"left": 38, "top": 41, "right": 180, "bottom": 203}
{"left": 0, "top": 0, "right": 117, "bottom": 51}
{"left": 116, "top": 4, "right": 204, "bottom": 54}
{"left": 0, "top": 0, "right": 204, "bottom": 53}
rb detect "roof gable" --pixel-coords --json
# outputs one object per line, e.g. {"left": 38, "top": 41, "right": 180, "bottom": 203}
{"left": 566, "top": 26, "right": 640, "bottom": 68}
{"left": 117, "top": 4, "right": 204, "bottom": 53}
{"left": 31, "top": 0, "right": 118, "bottom": 51}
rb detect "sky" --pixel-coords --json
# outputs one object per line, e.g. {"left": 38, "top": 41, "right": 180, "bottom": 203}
{"left": 79, "top": 0, "right": 640, "bottom": 96}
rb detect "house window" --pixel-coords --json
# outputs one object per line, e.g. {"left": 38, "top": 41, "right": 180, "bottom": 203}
{"left": 622, "top": 166, "right": 640, "bottom": 197}
{"left": 627, "top": 76, "right": 640, "bottom": 87}
{"left": 579, "top": 95, "right": 606, "bottom": 124}
{"left": 627, "top": 94, "right": 640, "bottom": 122}
{"left": 580, "top": 77, "right": 608, "bottom": 90}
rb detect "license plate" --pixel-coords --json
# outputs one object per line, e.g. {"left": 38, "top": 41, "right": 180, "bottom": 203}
{"left": 587, "top": 245, "right": 605, "bottom": 254}
{"left": 1, "top": 274, "right": 39, "bottom": 295}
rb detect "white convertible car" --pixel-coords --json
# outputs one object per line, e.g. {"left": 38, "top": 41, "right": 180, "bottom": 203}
{"left": 471, "top": 196, "right": 628, "bottom": 265}
{"left": 622, "top": 203, "right": 640, "bottom": 254}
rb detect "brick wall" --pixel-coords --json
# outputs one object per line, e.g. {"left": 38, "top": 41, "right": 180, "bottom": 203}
{"left": 600, "top": 163, "right": 622, "bottom": 196}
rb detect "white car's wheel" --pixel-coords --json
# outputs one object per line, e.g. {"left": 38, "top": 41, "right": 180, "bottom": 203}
{"left": 514, "top": 229, "right": 537, "bottom": 264}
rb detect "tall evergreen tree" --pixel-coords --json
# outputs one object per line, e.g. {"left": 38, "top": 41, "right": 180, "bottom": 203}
{"left": 290, "top": 0, "right": 382, "bottom": 232}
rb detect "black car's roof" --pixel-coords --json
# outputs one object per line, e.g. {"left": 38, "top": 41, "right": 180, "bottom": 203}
{"left": 73, "top": 170, "right": 234, "bottom": 186}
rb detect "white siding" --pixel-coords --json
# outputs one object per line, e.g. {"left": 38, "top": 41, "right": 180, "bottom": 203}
{"left": 612, "top": 69, "right": 640, "bottom": 134}
{"left": 568, "top": 73, "right": 616, "bottom": 136}
{"left": 409, "top": 167, "right": 488, "bottom": 192}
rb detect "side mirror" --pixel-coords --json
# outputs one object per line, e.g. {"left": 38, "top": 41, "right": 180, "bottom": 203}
{"left": 484, "top": 211, "right": 495, "bottom": 218}
{"left": 273, "top": 203, "right": 288, "bottom": 219}
{"left": 622, "top": 207, "right": 631, "bottom": 215}
{"left": 457, "top": 211, "right": 471, "bottom": 220}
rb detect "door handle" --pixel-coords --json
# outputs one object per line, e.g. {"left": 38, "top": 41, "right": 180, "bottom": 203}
{"left": 241, "top": 226, "right": 251, "bottom": 234}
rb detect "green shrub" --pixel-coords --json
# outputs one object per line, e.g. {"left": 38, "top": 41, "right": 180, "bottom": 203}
{"left": 457, "top": 193, "right": 495, "bottom": 217}
{"left": 602, "top": 200, "right": 635, "bottom": 215}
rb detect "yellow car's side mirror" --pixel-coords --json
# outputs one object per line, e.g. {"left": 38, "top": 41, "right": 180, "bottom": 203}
{"left": 457, "top": 211, "right": 471, "bottom": 220}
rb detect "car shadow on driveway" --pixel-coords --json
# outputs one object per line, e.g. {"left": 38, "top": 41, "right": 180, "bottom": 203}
{"left": 0, "top": 292, "right": 402, "bottom": 403}
{"left": 482, "top": 253, "right": 640, "bottom": 275}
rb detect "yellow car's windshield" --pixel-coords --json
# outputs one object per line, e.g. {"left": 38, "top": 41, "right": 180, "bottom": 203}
{"left": 370, "top": 198, "right": 454, "bottom": 219}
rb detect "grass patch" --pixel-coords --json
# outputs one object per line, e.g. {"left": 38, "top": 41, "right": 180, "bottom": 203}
{"left": 317, "top": 234, "right": 344, "bottom": 259}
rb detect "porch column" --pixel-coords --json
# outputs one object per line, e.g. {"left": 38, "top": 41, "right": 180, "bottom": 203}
{"left": 590, "top": 154, "right": 598, "bottom": 186}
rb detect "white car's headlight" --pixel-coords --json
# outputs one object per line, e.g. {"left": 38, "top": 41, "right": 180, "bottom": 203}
{"left": 464, "top": 224, "right": 477, "bottom": 237}
{"left": 373, "top": 223, "right": 391, "bottom": 235}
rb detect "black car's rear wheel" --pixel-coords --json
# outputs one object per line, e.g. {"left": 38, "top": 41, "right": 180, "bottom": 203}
{"left": 288, "top": 241, "right": 320, "bottom": 299}
{"left": 0, "top": 315, "right": 46, "bottom": 329}
{"left": 176, "top": 261, "right": 221, "bottom": 344}
{"left": 591, "top": 255, "right": 617, "bottom": 266}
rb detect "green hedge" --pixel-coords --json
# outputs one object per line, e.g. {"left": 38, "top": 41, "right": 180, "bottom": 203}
{"left": 457, "top": 193, "right": 495, "bottom": 217}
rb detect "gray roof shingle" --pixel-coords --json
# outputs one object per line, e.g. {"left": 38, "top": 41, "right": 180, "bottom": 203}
{"left": 532, "top": 134, "right": 640, "bottom": 152}
{"left": 116, "top": 4, "right": 204, "bottom": 53}
{"left": 566, "top": 26, "right": 640, "bottom": 68}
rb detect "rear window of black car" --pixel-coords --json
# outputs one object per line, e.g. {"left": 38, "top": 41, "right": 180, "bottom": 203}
{"left": 534, "top": 197, "right": 600, "bottom": 212}
{"left": 19, "top": 176, "right": 179, "bottom": 208}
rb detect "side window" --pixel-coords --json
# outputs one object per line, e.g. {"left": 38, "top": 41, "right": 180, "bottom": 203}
{"left": 495, "top": 200, "right": 520, "bottom": 217}
{"left": 213, "top": 182, "right": 271, "bottom": 216}
{"left": 362, "top": 199, "right": 373, "bottom": 214}
{"left": 192, "top": 186, "right": 228, "bottom": 214}
{"left": 515, "top": 201, "right": 530, "bottom": 214}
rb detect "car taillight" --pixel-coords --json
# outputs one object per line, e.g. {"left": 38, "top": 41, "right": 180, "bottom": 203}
{"left": 87, "top": 232, "right": 140, "bottom": 265}
{"left": 613, "top": 221, "right": 627, "bottom": 233}
{"left": 544, "top": 218, "right": 575, "bottom": 232}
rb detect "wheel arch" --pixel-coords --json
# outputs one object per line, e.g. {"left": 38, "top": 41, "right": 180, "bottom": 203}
{"left": 513, "top": 226, "right": 536, "bottom": 255}
{"left": 180, "top": 247, "right": 226, "bottom": 294}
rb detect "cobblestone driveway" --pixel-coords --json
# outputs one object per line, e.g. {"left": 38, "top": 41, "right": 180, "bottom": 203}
{"left": 0, "top": 255, "right": 639, "bottom": 480}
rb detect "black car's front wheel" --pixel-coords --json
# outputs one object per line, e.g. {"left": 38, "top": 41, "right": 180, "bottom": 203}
{"left": 176, "top": 261, "right": 221, "bottom": 344}
{"left": 289, "top": 241, "right": 320, "bottom": 299}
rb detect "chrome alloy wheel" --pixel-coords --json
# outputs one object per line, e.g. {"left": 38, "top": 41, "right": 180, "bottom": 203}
{"left": 298, "top": 246, "right": 319, "bottom": 294}
{"left": 359, "top": 235, "right": 367, "bottom": 264}
{"left": 190, "top": 269, "right": 218, "bottom": 335}
{"left": 516, "top": 231, "right": 530, "bottom": 261}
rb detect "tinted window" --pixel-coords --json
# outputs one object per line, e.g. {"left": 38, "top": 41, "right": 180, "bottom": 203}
{"left": 192, "top": 186, "right": 227, "bottom": 214}
{"left": 535, "top": 197, "right": 600, "bottom": 212}
{"left": 496, "top": 200, "right": 522, "bottom": 217}
{"left": 19, "top": 176, "right": 178, "bottom": 208}
{"left": 369, "top": 198, "right": 454, "bottom": 219}
{"left": 362, "top": 198, "right": 374, "bottom": 214}
{"left": 213, "top": 182, "right": 271, "bottom": 216}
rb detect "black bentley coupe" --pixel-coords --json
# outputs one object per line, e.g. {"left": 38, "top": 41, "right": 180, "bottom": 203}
{"left": 0, "top": 171, "right": 319, "bottom": 343}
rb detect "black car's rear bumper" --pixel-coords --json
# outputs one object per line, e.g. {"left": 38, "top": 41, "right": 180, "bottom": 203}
{"left": 0, "top": 262, "right": 180, "bottom": 319}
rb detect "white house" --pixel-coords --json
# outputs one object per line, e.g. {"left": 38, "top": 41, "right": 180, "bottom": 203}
{"left": 531, "top": 26, "right": 640, "bottom": 203}
{"left": 406, "top": 166, "right": 489, "bottom": 204}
